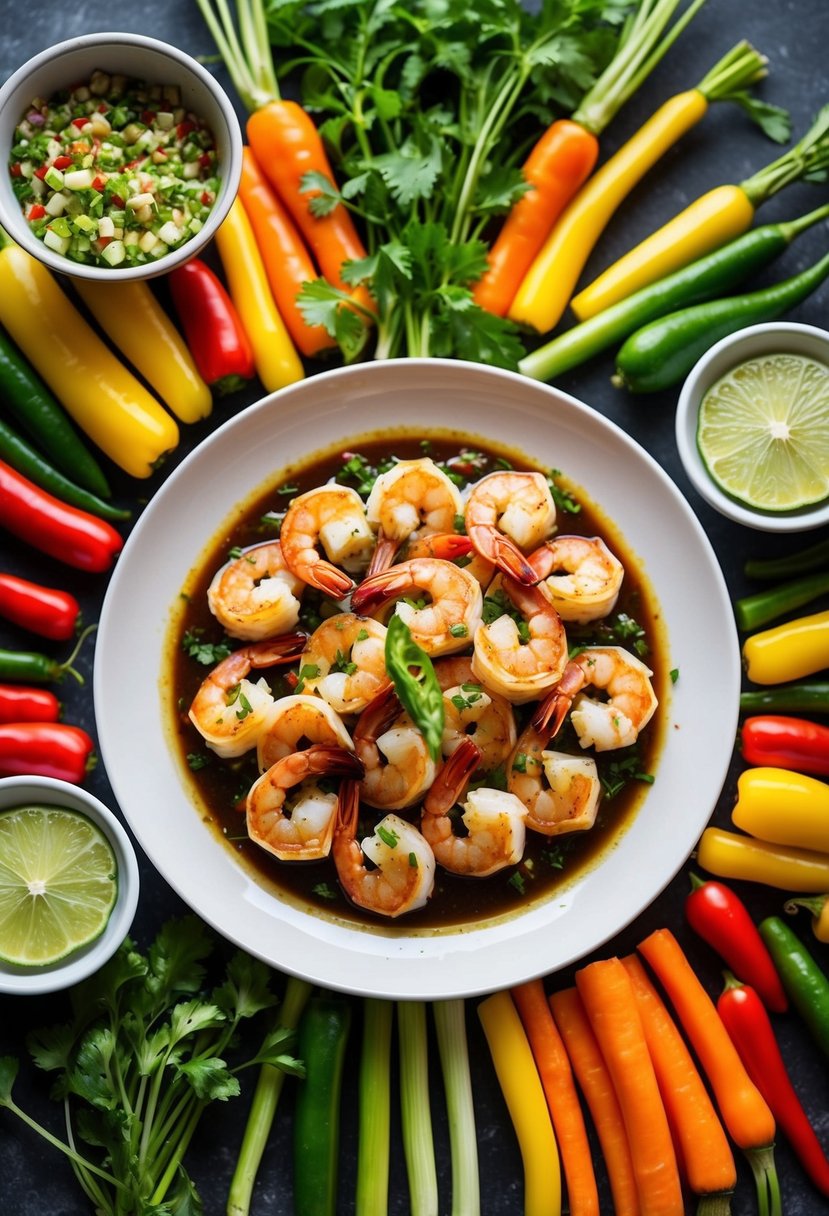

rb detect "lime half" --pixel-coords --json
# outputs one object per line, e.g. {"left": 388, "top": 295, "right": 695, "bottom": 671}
{"left": 0, "top": 805, "right": 117, "bottom": 967}
{"left": 697, "top": 352, "right": 829, "bottom": 512}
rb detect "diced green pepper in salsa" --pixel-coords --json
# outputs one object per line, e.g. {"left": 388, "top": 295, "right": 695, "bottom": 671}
{"left": 9, "top": 70, "right": 220, "bottom": 267}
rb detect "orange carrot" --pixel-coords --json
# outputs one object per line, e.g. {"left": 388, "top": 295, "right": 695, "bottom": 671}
{"left": 472, "top": 121, "right": 598, "bottom": 317}
{"left": 621, "top": 955, "right": 737, "bottom": 1211}
{"left": 549, "top": 987, "right": 640, "bottom": 1216}
{"left": 575, "top": 958, "right": 683, "bottom": 1215}
{"left": 637, "top": 929, "right": 780, "bottom": 1216}
{"left": 238, "top": 148, "right": 336, "bottom": 358}
{"left": 512, "top": 978, "right": 600, "bottom": 1216}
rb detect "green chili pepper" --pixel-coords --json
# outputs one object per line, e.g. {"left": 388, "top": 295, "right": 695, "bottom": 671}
{"left": 740, "top": 683, "right": 829, "bottom": 715}
{"left": 613, "top": 247, "right": 829, "bottom": 393}
{"left": 293, "top": 995, "right": 351, "bottom": 1216}
{"left": 745, "top": 537, "right": 829, "bottom": 581}
{"left": 735, "top": 570, "right": 829, "bottom": 632}
{"left": 0, "top": 625, "right": 95, "bottom": 686}
{"left": 384, "top": 615, "right": 445, "bottom": 762}
{"left": 519, "top": 203, "right": 829, "bottom": 383}
{"left": 0, "top": 329, "right": 111, "bottom": 498}
{"left": 0, "top": 416, "right": 130, "bottom": 522}
{"left": 758, "top": 916, "right": 829, "bottom": 1060}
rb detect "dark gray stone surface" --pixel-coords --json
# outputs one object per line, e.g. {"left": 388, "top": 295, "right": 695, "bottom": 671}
{"left": 1, "top": 1, "right": 828, "bottom": 1213}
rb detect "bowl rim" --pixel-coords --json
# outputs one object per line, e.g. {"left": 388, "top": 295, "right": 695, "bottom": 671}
{"left": 0, "top": 31, "right": 243, "bottom": 282}
{"left": 0, "top": 774, "right": 140, "bottom": 995}
{"left": 675, "top": 320, "right": 829, "bottom": 534}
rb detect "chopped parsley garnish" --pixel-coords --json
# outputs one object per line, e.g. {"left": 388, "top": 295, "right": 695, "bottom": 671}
{"left": 182, "top": 629, "right": 232, "bottom": 666}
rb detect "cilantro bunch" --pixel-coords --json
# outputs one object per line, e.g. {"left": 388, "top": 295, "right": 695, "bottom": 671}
{"left": 0, "top": 917, "right": 303, "bottom": 1216}
{"left": 263, "top": 0, "right": 629, "bottom": 364}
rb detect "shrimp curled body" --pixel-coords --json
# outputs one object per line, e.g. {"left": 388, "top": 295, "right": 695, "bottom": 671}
{"left": 256, "top": 693, "right": 353, "bottom": 772}
{"left": 472, "top": 576, "right": 568, "bottom": 704}
{"left": 207, "top": 541, "right": 304, "bottom": 641}
{"left": 333, "top": 781, "right": 436, "bottom": 918}
{"left": 354, "top": 684, "right": 437, "bottom": 810}
{"left": 464, "top": 470, "right": 555, "bottom": 584}
{"left": 299, "top": 612, "right": 389, "bottom": 715}
{"left": 365, "top": 457, "right": 463, "bottom": 572}
{"left": 351, "top": 557, "right": 483, "bottom": 658}
{"left": 280, "top": 484, "right": 374, "bottom": 597}
{"left": 529, "top": 535, "right": 624, "bottom": 624}
{"left": 246, "top": 744, "right": 364, "bottom": 861}
{"left": 537, "top": 646, "right": 658, "bottom": 751}
{"left": 508, "top": 720, "right": 601, "bottom": 836}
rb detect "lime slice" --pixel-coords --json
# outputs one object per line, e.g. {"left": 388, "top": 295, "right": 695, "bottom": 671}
{"left": 0, "top": 805, "right": 117, "bottom": 967}
{"left": 696, "top": 352, "right": 829, "bottom": 511}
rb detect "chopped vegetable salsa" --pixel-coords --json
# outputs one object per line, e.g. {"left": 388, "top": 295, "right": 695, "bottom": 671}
{"left": 9, "top": 70, "right": 220, "bottom": 267}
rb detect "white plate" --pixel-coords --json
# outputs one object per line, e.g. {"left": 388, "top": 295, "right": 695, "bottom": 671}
{"left": 95, "top": 359, "right": 739, "bottom": 1000}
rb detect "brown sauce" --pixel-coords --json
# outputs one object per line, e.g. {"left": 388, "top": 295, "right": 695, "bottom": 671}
{"left": 165, "top": 430, "right": 669, "bottom": 932}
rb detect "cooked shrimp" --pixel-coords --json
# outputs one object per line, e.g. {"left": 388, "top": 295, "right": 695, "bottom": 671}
{"left": 188, "top": 635, "right": 306, "bottom": 759}
{"left": 472, "top": 575, "right": 568, "bottom": 704}
{"left": 280, "top": 484, "right": 374, "bottom": 597}
{"left": 422, "top": 738, "right": 527, "bottom": 877}
{"left": 405, "top": 532, "right": 494, "bottom": 589}
{"left": 246, "top": 744, "right": 364, "bottom": 861}
{"left": 535, "top": 646, "right": 658, "bottom": 751}
{"left": 440, "top": 677, "right": 517, "bottom": 771}
{"left": 207, "top": 540, "right": 304, "bottom": 640}
{"left": 529, "top": 535, "right": 624, "bottom": 624}
{"left": 332, "top": 780, "right": 436, "bottom": 918}
{"left": 351, "top": 557, "right": 483, "bottom": 657}
{"left": 354, "top": 683, "right": 437, "bottom": 810}
{"left": 464, "top": 471, "right": 556, "bottom": 584}
{"left": 257, "top": 693, "right": 353, "bottom": 772}
{"left": 508, "top": 721, "right": 601, "bottom": 836}
{"left": 365, "top": 457, "right": 463, "bottom": 572}
{"left": 299, "top": 613, "right": 389, "bottom": 715}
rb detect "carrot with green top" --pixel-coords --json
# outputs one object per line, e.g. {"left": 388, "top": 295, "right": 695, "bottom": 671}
{"left": 509, "top": 40, "right": 785, "bottom": 334}
{"left": 478, "top": 989, "right": 561, "bottom": 1216}
{"left": 573, "top": 105, "right": 829, "bottom": 319}
{"left": 621, "top": 955, "right": 736, "bottom": 1216}
{"left": 576, "top": 957, "right": 683, "bottom": 1216}
{"left": 637, "top": 929, "right": 780, "bottom": 1216}
{"left": 512, "top": 978, "right": 599, "bottom": 1216}
{"left": 473, "top": 0, "right": 711, "bottom": 317}
{"left": 549, "top": 988, "right": 640, "bottom": 1216}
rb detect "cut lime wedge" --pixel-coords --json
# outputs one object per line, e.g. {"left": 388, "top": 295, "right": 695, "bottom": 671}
{"left": 0, "top": 805, "right": 117, "bottom": 967}
{"left": 697, "top": 352, "right": 829, "bottom": 512}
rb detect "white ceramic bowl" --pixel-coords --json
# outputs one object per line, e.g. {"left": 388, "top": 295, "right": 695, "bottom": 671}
{"left": 675, "top": 322, "right": 829, "bottom": 533}
{"left": 95, "top": 359, "right": 740, "bottom": 1000}
{"left": 0, "top": 775, "right": 140, "bottom": 995}
{"left": 0, "top": 32, "right": 242, "bottom": 281}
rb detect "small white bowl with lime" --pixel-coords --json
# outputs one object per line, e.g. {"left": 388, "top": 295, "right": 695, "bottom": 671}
{"left": 675, "top": 321, "right": 829, "bottom": 532}
{"left": 0, "top": 776, "right": 139, "bottom": 995}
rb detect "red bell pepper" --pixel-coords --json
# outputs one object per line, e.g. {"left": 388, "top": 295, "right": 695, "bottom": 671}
{"left": 167, "top": 259, "right": 255, "bottom": 395}
{"left": 0, "top": 683, "right": 60, "bottom": 723}
{"left": 0, "top": 459, "right": 123, "bottom": 573}
{"left": 741, "top": 715, "right": 829, "bottom": 778}
{"left": 0, "top": 573, "right": 80, "bottom": 640}
{"left": 0, "top": 721, "right": 95, "bottom": 783}
{"left": 718, "top": 975, "right": 829, "bottom": 1198}
{"left": 685, "top": 874, "right": 788, "bottom": 1012}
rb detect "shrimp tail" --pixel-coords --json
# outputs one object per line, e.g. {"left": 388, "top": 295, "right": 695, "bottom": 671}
{"left": 306, "top": 561, "right": 356, "bottom": 599}
{"left": 350, "top": 567, "right": 400, "bottom": 614}
{"left": 365, "top": 529, "right": 400, "bottom": 578}
{"left": 249, "top": 632, "right": 310, "bottom": 667}
{"left": 482, "top": 532, "right": 540, "bottom": 586}
{"left": 301, "top": 743, "right": 365, "bottom": 781}
{"left": 426, "top": 737, "right": 482, "bottom": 816}
{"left": 531, "top": 661, "right": 585, "bottom": 734}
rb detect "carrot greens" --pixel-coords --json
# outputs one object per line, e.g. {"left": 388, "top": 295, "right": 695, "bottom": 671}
{"left": 0, "top": 918, "right": 303, "bottom": 1216}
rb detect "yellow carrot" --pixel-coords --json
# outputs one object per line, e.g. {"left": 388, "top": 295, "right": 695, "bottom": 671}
{"left": 74, "top": 279, "right": 212, "bottom": 424}
{"left": 213, "top": 196, "right": 304, "bottom": 393}
{"left": 478, "top": 989, "right": 561, "bottom": 1216}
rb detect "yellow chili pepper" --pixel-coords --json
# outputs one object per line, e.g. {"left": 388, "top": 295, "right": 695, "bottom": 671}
{"left": 785, "top": 895, "right": 829, "bottom": 944}
{"left": 733, "top": 767, "right": 829, "bottom": 854}
{"left": 570, "top": 185, "right": 753, "bottom": 320}
{"left": 478, "top": 989, "right": 562, "bottom": 1216}
{"left": 508, "top": 89, "right": 709, "bottom": 334}
{"left": 73, "top": 280, "right": 212, "bottom": 424}
{"left": 213, "top": 197, "right": 304, "bottom": 394}
{"left": 0, "top": 241, "right": 179, "bottom": 478}
{"left": 697, "top": 827, "right": 829, "bottom": 893}
{"left": 743, "top": 609, "right": 829, "bottom": 685}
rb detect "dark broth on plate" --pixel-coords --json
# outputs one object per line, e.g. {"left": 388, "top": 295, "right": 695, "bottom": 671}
{"left": 167, "top": 430, "right": 668, "bottom": 931}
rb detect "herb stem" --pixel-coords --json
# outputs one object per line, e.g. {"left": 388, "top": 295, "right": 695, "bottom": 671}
{"left": 398, "top": 1000, "right": 438, "bottom": 1216}
{"left": 1, "top": 1096, "right": 124, "bottom": 1190}
{"left": 434, "top": 999, "right": 480, "bottom": 1216}
{"left": 149, "top": 1098, "right": 206, "bottom": 1205}
{"left": 356, "top": 998, "right": 394, "bottom": 1215}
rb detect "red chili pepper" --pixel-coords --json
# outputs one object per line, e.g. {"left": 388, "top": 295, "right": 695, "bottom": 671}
{"left": 718, "top": 975, "right": 829, "bottom": 1197}
{"left": 741, "top": 715, "right": 829, "bottom": 778}
{"left": 0, "top": 460, "right": 123, "bottom": 573}
{"left": 0, "top": 721, "right": 94, "bottom": 783}
{"left": 0, "top": 684, "right": 60, "bottom": 723}
{"left": 53, "top": 155, "right": 72, "bottom": 170}
{"left": 685, "top": 873, "right": 788, "bottom": 1012}
{"left": 91, "top": 174, "right": 107, "bottom": 193}
{"left": 27, "top": 203, "right": 46, "bottom": 221}
{"left": 167, "top": 259, "right": 255, "bottom": 395}
{"left": 0, "top": 573, "right": 80, "bottom": 641}
{"left": 33, "top": 166, "right": 49, "bottom": 180}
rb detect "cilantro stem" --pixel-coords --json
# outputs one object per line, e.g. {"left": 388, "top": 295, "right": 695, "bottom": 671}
{"left": 0, "top": 1094, "right": 124, "bottom": 1191}
{"left": 227, "top": 977, "right": 312, "bottom": 1216}
{"left": 149, "top": 1098, "right": 206, "bottom": 1205}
